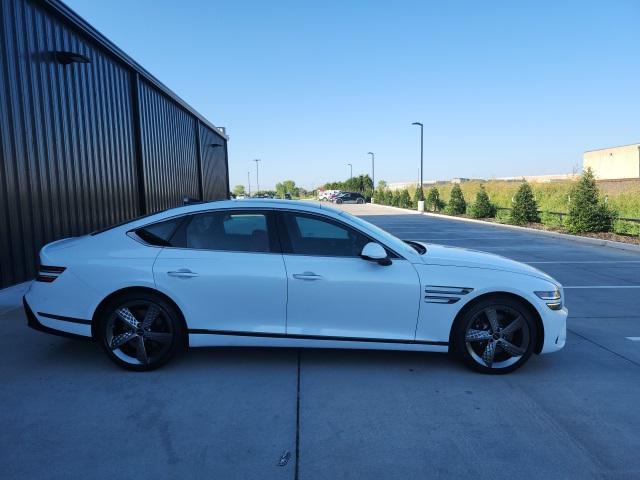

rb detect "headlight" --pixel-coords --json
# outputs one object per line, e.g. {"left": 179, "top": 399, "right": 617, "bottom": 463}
{"left": 534, "top": 288, "right": 561, "bottom": 301}
{"left": 535, "top": 287, "right": 562, "bottom": 310}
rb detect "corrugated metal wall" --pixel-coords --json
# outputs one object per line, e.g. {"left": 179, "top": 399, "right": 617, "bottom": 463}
{"left": 0, "top": 0, "right": 229, "bottom": 289}
{"left": 200, "top": 124, "right": 229, "bottom": 201}
{"left": 138, "top": 79, "right": 200, "bottom": 213}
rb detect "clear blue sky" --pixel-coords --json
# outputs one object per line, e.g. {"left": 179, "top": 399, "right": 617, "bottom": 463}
{"left": 66, "top": 0, "right": 640, "bottom": 190}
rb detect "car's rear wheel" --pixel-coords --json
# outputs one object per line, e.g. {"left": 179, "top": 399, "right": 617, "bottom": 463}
{"left": 356, "top": 198, "right": 365, "bottom": 204}
{"left": 98, "top": 293, "right": 185, "bottom": 371}
{"left": 452, "top": 296, "right": 537, "bottom": 374}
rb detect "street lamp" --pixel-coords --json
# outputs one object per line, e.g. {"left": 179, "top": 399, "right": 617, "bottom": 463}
{"left": 411, "top": 122, "right": 424, "bottom": 188}
{"left": 247, "top": 171, "right": 251, "bottom": 197}
{"left": 367, "top": 152, "right": 375, "bottom": 189}
{"left": 254, "top": 159, "right": 261, "bottom": 194}
{"left": 347, "top": 163, "right": 353, "bottom": 179}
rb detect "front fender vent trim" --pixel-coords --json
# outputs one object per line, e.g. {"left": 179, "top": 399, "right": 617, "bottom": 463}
{"left": 424, "top": 285, "right": 473, "bottom": 304}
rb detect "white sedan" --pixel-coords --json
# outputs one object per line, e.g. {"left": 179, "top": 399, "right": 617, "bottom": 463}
{"left": 23, "top": 200, "right": 567, "bottom": 373}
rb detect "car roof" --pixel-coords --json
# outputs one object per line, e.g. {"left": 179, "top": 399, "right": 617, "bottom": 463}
{"left": 135, "top": 199, "right": 340, "bottom": 223}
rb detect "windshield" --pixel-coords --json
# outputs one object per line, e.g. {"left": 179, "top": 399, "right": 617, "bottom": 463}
{"left": 337, "top": 210, "right": 418, "bottom": 258}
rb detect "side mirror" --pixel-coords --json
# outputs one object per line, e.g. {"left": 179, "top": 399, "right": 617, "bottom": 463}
{"left": 361, "top": 242, "right": 392, "bottom": 266}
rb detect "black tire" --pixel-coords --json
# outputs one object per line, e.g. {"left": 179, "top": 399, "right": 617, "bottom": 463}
{"left": 356, "top": 198, "right": 365, "bottom": 204}
{"left": 98, "top": 292, "right": 185, "bottom": 371}
{"left": 336, "top": 199, "right": 343, "bottom": 204}
{"left": 451, "top": 295, "right": 537, "bottom": 374}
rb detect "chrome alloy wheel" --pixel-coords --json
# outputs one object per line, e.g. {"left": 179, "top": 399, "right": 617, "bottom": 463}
{"left": 464, "top": 305, "right": 530, "bottom": 369}
{"left": 104, "top": 301, "right": 174, "bottom": 366}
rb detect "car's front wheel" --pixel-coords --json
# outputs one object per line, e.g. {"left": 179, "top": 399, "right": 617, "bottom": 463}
{"left": 98, "top": 292, "right": 185, "bottom": 371}
{"left": 452, "top": 296, "right": 537, "bottom": 374}
{"left": 336, "top": 199, "right": 343, "bottom": 204}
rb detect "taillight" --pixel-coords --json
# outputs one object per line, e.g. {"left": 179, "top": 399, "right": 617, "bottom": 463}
{"left": 36, "top": 265, "right": 66, "bottom": 282}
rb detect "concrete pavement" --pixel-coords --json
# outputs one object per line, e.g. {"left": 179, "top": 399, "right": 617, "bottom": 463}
{"left": 1, "top": 203, "right": 639, "bottom": 479}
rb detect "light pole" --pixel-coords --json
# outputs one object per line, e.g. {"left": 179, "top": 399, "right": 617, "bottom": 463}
{"left": 411, "top": 122, "right": 424, "bottom": 188}
{"left": 367, "top": 152, "right": 375, "bottom": 189}
{"left": 254, "top": 159, "right": 261, "bottom": 194}
{"left": 247, "top": 171, "right": 251, "bottom": 197}
{"left": 347, "top": 163, "right": 353, "bottom": 179}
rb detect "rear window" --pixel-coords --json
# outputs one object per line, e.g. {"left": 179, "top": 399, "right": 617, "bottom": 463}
{"left": 134, "top": 217, "right": 183, "bottom": 246}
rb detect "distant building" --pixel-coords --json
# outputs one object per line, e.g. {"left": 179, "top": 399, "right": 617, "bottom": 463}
{"left": 583, "top": 144, "right": 640, "bottom": 180}
{"left": 492, "top": 174, "right": 578, "bottom": 183}
{"left": 387, "top": 181, "right": 436, "bottom": 191}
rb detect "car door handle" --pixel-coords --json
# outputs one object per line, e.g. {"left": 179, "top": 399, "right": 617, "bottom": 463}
{"left": 167, "top": 269, "right": 199, "bottom": 278}
{"left": 292, "top": 272, "right": 323, "bottom": 281}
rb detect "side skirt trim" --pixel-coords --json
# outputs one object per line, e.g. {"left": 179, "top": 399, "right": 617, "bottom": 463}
{"left": 188, "top": 328, "right": 448, "bottom": 346}
{"left": 37, "top": 312, "right": 92, "bottom": 325}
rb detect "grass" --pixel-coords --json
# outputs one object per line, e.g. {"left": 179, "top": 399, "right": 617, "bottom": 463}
{"left": 404, "top": 179, "right": 640, "bottom": 236}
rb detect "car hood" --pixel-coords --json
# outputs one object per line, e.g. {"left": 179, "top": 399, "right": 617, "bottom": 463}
{"left": 417, "top": 242, "right": 558, "bottom": 284}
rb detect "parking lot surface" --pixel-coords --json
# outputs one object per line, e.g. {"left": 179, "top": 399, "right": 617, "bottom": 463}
{"left": 2, "top": 203, "right": 640, "bottom": 479}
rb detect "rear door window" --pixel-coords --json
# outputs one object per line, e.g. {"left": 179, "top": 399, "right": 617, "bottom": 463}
{"left": 182, "top": 210, "right": 276, "bottom": 253}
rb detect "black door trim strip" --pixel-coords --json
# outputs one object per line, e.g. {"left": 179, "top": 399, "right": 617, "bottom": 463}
{"left": 37, "top": 312, "right": 92, "bottom": 325}
{"left": 188, "top": 328, "right": 448, "bottom": 346}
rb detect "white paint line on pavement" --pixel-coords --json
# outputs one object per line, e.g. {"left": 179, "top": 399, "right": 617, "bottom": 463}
{"left": 563, "top": 285, "right": 640, "bottom": 289}
{"left": 400, "top": 237, "right": 517, "bottom": 241}
{"left": 527, "top": 261, "right": 640, "bottom": 264}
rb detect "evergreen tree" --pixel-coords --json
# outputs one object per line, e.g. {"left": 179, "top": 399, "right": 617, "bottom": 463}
{"left": 468, "top": 185, "right": 497, "bottom": 218}
{"left": 392, "top": 190, "right": 401, "bottom": 207}
{"left": 399, "top": 189, "right": 411, "bottom": 208}
{"left": 446, "top": 184, "right": 467, "bottom": 215}
{"left": 566, "top": 168, "right": 616, "bottom": 233}
{"left": 510, "top": 181, "right": 540, "bottom": 224}
{"left": 425, "top": 187, "right": 444, "bottom": 212}
{"left": 414, "top": 186, "right": 425, "bottom": 205}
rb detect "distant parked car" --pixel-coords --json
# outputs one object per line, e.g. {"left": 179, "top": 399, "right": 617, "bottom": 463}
{"left": 318, "top": 190, "right": 341, "bottom": 201}
{"left": 333, "top": 192, "right": 365, "bottom": 204}
{"left": 284, "top": 193, "right": 292, "bottom": 200}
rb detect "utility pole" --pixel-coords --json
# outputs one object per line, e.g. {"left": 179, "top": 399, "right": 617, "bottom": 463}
{"left": 367, "top": 152, "right": 375, "bottom": 189}
{"left": 412, "top": 122, "right": 424, "bottom": 188}
{"left": 254, "top": 159, "right": 261, "bottom": 194}
{"left": 348, "top": 163, "right": 353, "bottom": 179}
{"left": 247, "top": 171, "right": 251, "bottom": 197}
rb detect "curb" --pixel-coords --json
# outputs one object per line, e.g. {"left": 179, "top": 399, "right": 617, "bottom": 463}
{"left": 367, "top": 203, "right": 640, "bottom": 253}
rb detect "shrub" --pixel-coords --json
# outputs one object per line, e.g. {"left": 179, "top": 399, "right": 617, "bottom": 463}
{"left": 566, "top": 168, "right": 616, "bottom": 233}
{"left": 468, "top": 185, "right": 497, "bottom": 218}
{"left": 425, "top": 186, "right": 445, "bottom": 212}
{"left": 495, "top": 209, "right": 510, "bottom": 223}
{"left": 399, "top": 189, "right": 412, "bottom": 209}
{"left": 614, "top": 219, "right": 640, "bottom": 236}
{"left": 390, "top": 190, "right": 400, "bottom": 207}
{"left": 445, "top": 184, "right": 467, "bottom": 215}
{"left": 414, "top": 186, "right": 425, "bottom": 205}
{"left": 510, "top": 181, "right": 540, "bottom": 224}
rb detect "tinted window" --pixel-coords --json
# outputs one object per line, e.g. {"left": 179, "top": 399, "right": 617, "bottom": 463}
{"left": 185, "top": 211, "right": 271, "bottom": 252}
{"left": 135, "top": 217, "right": 183, "bottom": 246}
{"left": 281, "top": 212, "right": 369, "bottom": 257}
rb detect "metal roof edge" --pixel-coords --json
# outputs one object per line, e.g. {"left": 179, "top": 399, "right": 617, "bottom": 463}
{"left": 584, "top": 143, "right": 640, "bottom": 153}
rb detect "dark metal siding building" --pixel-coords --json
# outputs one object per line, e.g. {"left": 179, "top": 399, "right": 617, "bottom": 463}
{"left": 0, "top": 0, "right": 229, "bottom": 289}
